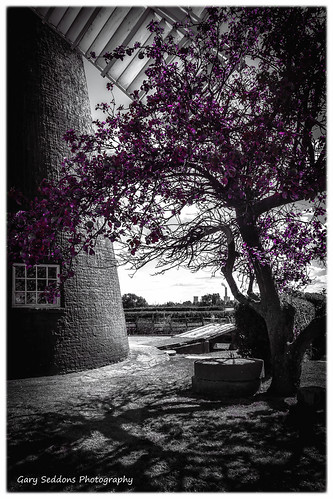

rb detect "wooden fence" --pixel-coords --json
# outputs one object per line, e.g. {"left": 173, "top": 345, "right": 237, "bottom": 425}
{"left": 124, "top": 308, "right": 234, "bottom": 336}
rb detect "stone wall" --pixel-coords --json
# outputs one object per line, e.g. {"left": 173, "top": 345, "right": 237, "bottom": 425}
{"left": 7, "top": 8, "right": 129, "bottom": 378}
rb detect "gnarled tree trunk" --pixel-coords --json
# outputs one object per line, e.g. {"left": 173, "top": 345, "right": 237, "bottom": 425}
{"left": 265, "top": 306, "right": 300, "bottom": 395}
{"left": 266, "top": 308, "right": 325, "bottom": 396}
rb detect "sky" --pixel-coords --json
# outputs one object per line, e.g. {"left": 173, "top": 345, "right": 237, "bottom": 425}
{"left": 83, "top": 58, "right": 326, "bottom": 305}
{"left": 83, "top": 60, "right": 237, "bottom": 304}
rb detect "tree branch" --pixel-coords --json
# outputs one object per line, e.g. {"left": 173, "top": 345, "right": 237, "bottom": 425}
{"left": 252, "top": 192, "right": 295, "bottom": 218}
{"left": 290, "top": 314, "right": 326, "bottom": 361}
{"left": 220, "top": 224, "right": 262, "bottom": 314}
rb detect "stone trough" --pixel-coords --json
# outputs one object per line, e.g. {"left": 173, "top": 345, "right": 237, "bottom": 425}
{"left": 192, "top": 357, "right": 264, "bottom": 399}
{"left": 154, "top": 324, "right": 265, "bottom": 399}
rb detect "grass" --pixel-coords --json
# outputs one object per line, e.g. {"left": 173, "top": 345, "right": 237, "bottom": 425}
{"left": 7, "top": 355, "right": 326, "bottom": 492}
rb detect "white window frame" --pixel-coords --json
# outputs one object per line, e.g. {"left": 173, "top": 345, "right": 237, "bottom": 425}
{"left": 12, "top": 263, "right": 61, "bottom": 309}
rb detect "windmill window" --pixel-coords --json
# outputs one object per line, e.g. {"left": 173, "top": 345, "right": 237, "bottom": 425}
{"left": 12, "top": 264, "right": 61, "bottom": 308}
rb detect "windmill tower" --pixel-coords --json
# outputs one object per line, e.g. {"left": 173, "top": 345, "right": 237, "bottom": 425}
{"left": 7, "top": 8, "right": 129, "bottom": 378}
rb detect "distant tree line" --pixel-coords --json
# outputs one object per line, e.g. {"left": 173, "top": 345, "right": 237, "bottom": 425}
{"left": 122, "top": 292, "right": 234, "bottom": 309}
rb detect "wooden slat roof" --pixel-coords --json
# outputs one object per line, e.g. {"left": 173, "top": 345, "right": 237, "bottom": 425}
{"left": 32, "top": 6, "right": 208, "bottom": 100}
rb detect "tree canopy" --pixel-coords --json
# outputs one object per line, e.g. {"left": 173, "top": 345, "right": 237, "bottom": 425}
{"left": 122, "top": 293, "right": 148, "bottom": 309}
{"left": 200, "top": 294, "right": 222, "bottom": 307}
{"left": 9, "top": 7, "right": 326, "bottom": 306}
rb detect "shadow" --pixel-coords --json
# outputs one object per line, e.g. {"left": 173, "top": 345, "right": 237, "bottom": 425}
{"left": 7, "top": 375, "right": 326, "bottom": 493}
{"left": 284, "top": 402, "right": 326, "bottom": 465}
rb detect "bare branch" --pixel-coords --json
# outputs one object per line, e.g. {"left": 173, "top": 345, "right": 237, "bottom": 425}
{"left": 219, "top": 224, "right": 262, "bottom": 313}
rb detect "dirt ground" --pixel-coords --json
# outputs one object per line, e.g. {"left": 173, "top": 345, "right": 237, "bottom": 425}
{"left": 7, "top": 339, "right": 326, "bottom": 492}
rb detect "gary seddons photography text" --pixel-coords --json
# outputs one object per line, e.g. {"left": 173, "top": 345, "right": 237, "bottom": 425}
{"left": 16, "top": 475, "right": 134, "bottom": 487}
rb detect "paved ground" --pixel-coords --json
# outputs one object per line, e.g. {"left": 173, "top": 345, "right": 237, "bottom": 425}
{"left": 6, "top": 338, "right": 326, "bottom": 492}
{"left": 7, "top": 340, "right": 170, "bottom": 414}
{"left": 7, "top": 338, "right": 235, "bottom": 417}
{"left": 7, "top": 336, "right": 325, "bottom": 421}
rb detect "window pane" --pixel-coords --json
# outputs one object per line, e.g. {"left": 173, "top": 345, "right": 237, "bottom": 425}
{"left": 48, "top": 267, "right": 57, "bottom": 279}
{"left": 37, "top": 267, "right": 47, "bottom": 278}
{"left": 14, "top": 292, "right": 25, "bottom": 304}
{"left": 46, "top": 294, "right": 58, "bottom": 305}
{"left": 37, "top": 279, "right": 47, "bottom": 291}
{"left": 15, "top": 266, "right": 25, "bottom": 278}
{"left": 15, "top": 279, "right": 25, "bottom": 291}
{"left": 27, "top": 279, "right": 36, "bottom": 291}
{"left": 27, "top": 292, "right": 37, "bottom": 304}
{"left": 27, "top": 267, "right": 36, "bottom": 278}
{"left": 37, "top": 293, "right": 47, "bottom": 304}
{"left": 48, "top": 281, "right": 58, "bottom": 297}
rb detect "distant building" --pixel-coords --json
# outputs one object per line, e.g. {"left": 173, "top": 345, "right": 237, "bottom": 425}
{"left": 193, "top": 296, "right": 199, "bottom": 305}
{"left": 222, "top": 284, "right": 230, "bottom": 304}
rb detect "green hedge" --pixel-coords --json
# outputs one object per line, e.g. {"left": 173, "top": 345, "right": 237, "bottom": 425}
{"left": 124, "top": 306, "right": 229, "bottom": 314}
{"left": 124, "top": 309, "right": 229, "bottom": 322}
{"left": 304, "top": 292, "right": 326, "bottom": 317}
{"left": 234, "top": 294, "right": 320, "bottom": 375}
{"left": 282, "top": 294, "right": 315, "bottom": 335}
{"left": 234, "top": 304, "right": 272, "bottom": 374}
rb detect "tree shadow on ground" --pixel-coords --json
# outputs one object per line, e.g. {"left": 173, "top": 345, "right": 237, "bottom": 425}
{"left": 7, "top": 378, "right": 326, "bottom": 492}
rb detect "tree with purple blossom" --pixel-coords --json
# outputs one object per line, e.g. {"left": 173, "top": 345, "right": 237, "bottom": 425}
{"left": 8, "top": 7, "right": 326, "bottom": 395}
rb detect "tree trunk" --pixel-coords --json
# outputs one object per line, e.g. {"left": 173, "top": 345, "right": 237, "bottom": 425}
{"left": 268, "top": 344, "right": 301, "bottom": 396}
{"left": 265, "top": 305, "right": 300, "bottom": 396}
{"left": 265, "top": 310, "right": 326, "bottom": 396}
